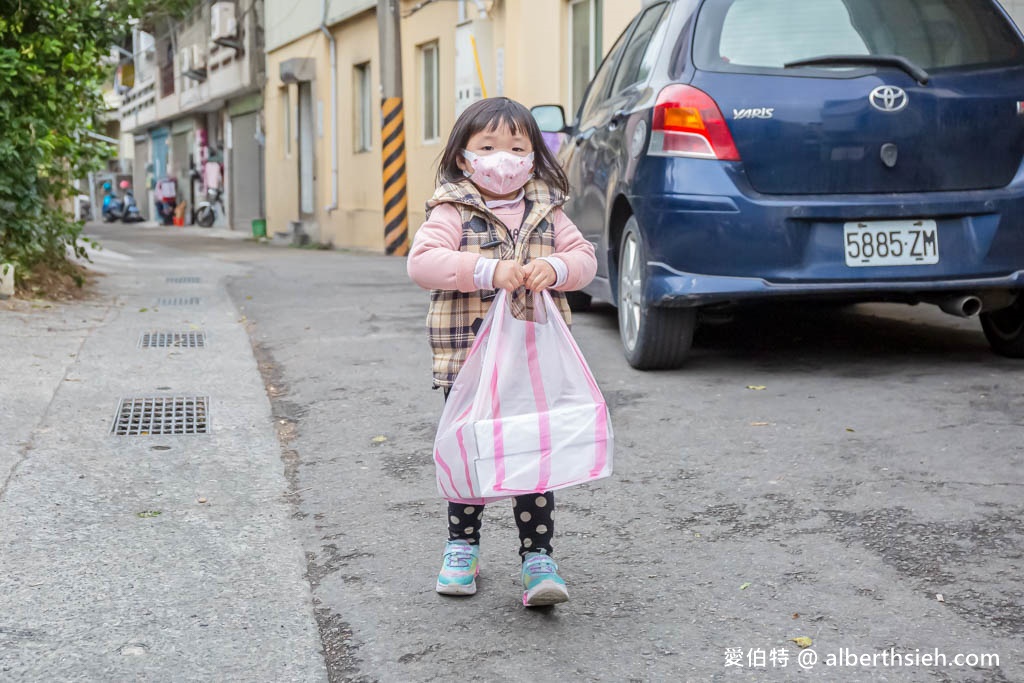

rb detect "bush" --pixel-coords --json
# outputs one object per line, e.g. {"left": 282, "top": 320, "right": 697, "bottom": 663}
{"left": 0, "top": 0, "right": 137, "bottom": 284}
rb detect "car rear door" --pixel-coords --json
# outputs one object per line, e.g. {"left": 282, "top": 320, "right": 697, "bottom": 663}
{"left": 569, "top": 3, "right": 673, "bottom": 277}
{"left": 689, "top": 0, "right": 1024, "bottom": 195}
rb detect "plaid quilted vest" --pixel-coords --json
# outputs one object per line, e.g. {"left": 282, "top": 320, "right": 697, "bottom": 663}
{"left": 423, "top": 178, "right": 572, "bottom": 388}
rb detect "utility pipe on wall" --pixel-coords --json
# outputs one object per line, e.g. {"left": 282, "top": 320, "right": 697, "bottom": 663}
{"left": 320, "top": 0, "right": 338, "bottom": 214}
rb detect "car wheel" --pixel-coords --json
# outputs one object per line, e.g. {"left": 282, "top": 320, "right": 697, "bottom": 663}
{"left": 565, "top": 290, "right": 592, "bottom": 312}
{"left": 617, "top": 216, "right": 696, "bottom": 369}
{"left": 980, "top": 296, "right": 1024, "bottom": 358}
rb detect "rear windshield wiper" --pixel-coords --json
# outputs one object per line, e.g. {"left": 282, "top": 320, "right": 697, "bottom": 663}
{"left": 784, "top": 54, "right": 930, "bottom": 85}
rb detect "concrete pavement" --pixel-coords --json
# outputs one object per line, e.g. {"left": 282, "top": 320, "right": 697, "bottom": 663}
{"left": 3, "top": 222, "right": 1022, "bottom": 682}
{"left": 0, "top": 230, "right": 326, "bottom": 681}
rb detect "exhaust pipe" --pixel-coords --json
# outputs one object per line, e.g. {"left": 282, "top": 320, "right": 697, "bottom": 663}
{"left": 938, "top": 295, "right": 983, "bottom": 318}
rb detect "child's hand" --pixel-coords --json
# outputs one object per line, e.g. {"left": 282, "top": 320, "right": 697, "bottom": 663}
{"left": 493, "top": 260, "right": 526, "bottom": 291}
{"left": 523, "top": 260, "right": 556, "bottom": 292}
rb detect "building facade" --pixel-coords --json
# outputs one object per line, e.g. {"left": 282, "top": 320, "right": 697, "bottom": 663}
{"left": 118, "top": 0, "right": 265, "bottom": 230}
{"left": 263, "top": 0, "right": 641, "bottom": 249}
{"left": 262, "top": 0, "right": 1024, "bottom": 251}
{"left": 1006, "top": 0, "right": 1024, "bottom": 24}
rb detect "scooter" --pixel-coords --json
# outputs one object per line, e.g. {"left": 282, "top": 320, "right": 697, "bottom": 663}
{"left": 121, "top": 189, "right": 145, "bottom": 223}
{"left": 195, "top": 187, "right": 223, "bottom": 228}
{"left": 102, "top": 187, "right": 125, "bottom": 222}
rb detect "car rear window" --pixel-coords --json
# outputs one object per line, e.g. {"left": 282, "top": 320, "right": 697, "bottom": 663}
{"left": 693, "top": 0, "right": 1024, "bottom": 75}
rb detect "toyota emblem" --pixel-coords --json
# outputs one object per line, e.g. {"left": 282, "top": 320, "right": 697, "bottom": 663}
{"left": 870, "top": 86, "right": 908, "bottom": 112}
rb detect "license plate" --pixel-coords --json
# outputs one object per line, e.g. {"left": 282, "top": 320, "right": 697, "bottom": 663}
{"left": 843, "top": 220, "right": 939, "bottom": 267}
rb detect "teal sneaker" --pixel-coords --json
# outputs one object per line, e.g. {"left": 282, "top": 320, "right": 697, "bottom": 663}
{"left": 435, "top": 540, "right": 479, "bottom": 596}
{"left": 521, "top": 551, "right": 569, "bottom": 606}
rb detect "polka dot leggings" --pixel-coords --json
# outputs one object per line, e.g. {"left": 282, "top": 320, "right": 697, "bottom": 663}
{"left": 447, "top": 493, "right": 555, "bottom": 558}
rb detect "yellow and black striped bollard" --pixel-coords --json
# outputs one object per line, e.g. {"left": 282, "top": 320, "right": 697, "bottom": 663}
{"left": 381, "top": 97, "right": 409, "bottom": 256}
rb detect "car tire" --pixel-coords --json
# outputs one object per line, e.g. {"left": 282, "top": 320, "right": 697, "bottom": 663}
{"left": 980, "top": 297, "right": 1024, "bottom": 358}
{"left": 565, "top": 290, "right": 592, "bottom": 312}
{"left": 617, "top": 216, "right": 696, "bottom": 369}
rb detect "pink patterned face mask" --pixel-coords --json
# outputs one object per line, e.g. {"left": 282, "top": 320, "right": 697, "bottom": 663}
{"left": 462, "top": 150, "right": 534, "bottom": 195}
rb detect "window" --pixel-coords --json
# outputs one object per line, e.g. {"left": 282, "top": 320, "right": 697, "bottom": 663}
{"left": 281, "top": 86, "right": 291, "bottom": 157}
{"left": 421, "top": 42, "right": 440, "bottom": 142}
{"left": 610, "top": 3, "right": 669, "bottom": 94}
{"left": 570, "top": 0, "right": 603, "bottom": 113}
{"left": 159, "top": 39, "right": 175, "bottom": 98}
{"left": 355, "top": 62, "right": 372, "bottom": 152}
{"left": 694, "top": 0, "right": 1023, "bottom": 75}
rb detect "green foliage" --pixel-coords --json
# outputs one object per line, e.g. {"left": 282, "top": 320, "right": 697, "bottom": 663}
{"left": 0, "top": 0, "right": 141, "bottom": 283}
{"left": 138, "top": 0, "right": 200, "bottom": 24}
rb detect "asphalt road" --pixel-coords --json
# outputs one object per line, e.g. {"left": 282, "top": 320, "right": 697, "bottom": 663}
{"left": 86, "top": 225, "right": 1023, "bottom": 682}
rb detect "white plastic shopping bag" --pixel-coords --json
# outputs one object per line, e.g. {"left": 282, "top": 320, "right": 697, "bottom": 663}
{"left": 433, "top": 289, "right": 613, "bottom": 503}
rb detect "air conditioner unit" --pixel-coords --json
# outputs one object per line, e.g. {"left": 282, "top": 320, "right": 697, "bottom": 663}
{"left": 211, "top": 2, "right": 238, "bottom": 42}
{"left": 179, "top": 46, "right": 192, "bottom": 73}
{"left": 191, "top": 44, "right": 206, "bottom": 69}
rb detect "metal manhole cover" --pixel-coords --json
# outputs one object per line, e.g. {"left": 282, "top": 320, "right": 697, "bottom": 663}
{"left": 111, "top": 397, "right": 209, "bottom": 436}
{"left": 156, "top": 297, "right": 202, "bottom": 307}
{"left": 139, "top": 331, "right": 207, "bottom": 348}
{"left": 166, "top": 276, "right": 201, "bottom": 284}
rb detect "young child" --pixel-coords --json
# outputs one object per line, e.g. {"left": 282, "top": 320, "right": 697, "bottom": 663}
{"left": 407, "top": 97, "right": 597, "bottom": 606}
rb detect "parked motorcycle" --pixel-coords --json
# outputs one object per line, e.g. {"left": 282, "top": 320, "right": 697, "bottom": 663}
{"left": 121, "top": 189, "right": 145, "bottom": 223}
{"left": 101, "top": 182, "right": 124, "bottom": 222}
{"left": 102, "top": 180, "right": 144, "bottom": 223}
{"left": 195, "top": 187, "right": 222, "bottom": 228}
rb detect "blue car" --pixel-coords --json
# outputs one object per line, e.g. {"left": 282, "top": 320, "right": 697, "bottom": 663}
{"left": 533, "top": 0, "right": 1024, "bottom": 369}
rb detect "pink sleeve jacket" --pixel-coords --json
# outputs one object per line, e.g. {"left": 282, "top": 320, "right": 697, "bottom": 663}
{"left": 407, "top": 203, "right": 598, "bottom": 293}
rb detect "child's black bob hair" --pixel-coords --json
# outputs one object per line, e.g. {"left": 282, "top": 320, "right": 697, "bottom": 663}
{"left": 435, "top": 97, "right": 570, "bottom": 197}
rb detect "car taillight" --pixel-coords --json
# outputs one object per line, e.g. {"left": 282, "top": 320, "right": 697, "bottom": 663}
{"left": 649, "top": 84, "right": 740, "bottom": 161}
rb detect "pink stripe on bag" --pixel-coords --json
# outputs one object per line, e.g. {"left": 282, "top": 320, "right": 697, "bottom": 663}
{"left": 463, "top": 308, "right": 494, "bottom": 358}
{"left": 488, "top": 291, "right": 509, "bottom": 491}
{"left": 546, "top": 292, "right": 609, "bottom": 477}
{"left": 455, "top": 424, "right": 476, "bottom": 498}
{"left": 525, "top": 318, "right": 553, "bottom": 490}
{"left": 434, "top": 447, "right": 461, "bottom": 497}
{"left": 437, "top": 477, "right": 453, "bottom": 499}
{"left": 489, "top": 360, "right": 506, "bottom": 490}
{"left": 589, "top": 404, "right": 609, "bottom": 478}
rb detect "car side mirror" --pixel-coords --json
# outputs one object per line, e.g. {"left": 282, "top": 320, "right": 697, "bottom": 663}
{"left": 531, "top": 105, "right": 567, "bottom": 133}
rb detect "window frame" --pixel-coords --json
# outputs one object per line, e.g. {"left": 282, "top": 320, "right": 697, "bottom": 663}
{"left": 281, "top": 85, "right": 292, "bottom": 157}
{"left": 609, "top": 3, "right": 670, "bottom": 96}
{"left": 420, "top": 41, "right": 440, "bottom": 144}
{"left": 354, "top": 61, "right": 373, "bottom": 153}
{"left": 569, "top": 0, "right": 604, "bottom": 114}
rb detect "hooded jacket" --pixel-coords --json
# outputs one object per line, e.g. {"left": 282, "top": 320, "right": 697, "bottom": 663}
{"left": 407, "top": 178, "right": 597, "bottom": 387}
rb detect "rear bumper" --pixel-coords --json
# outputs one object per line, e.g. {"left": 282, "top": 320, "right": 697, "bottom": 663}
{"left": 647, "top": 266, "right": 1024, "bottom": 307}
{"left": 629, "top": 157, "right": 1024, "bottom": 306}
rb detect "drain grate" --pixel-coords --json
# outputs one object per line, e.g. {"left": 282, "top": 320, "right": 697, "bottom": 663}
{"left": 166, "top": 276, "right": 201, "bottom": 284}
{"left": 111, "top": 397, "right": 209, "bottom": 436}
{"left": 156, "top": 297, "right": 202, "bottom": 307}
{"left": 139, "top": 331, "right": 207, "bottom": 348}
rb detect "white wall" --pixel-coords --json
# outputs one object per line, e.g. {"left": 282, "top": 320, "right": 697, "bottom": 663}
{"left": 1001, "top": 0, "right": 1024, "bottom": 28}
{"left": 265, "top": 0, "right": 375, "bottom": 51}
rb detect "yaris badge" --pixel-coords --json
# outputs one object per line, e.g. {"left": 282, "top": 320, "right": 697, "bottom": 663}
{"left": 870, "top": 86, "right": 908, "bottom": 112}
